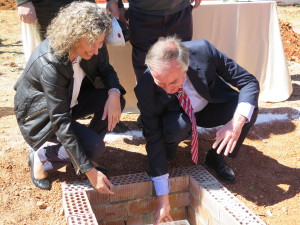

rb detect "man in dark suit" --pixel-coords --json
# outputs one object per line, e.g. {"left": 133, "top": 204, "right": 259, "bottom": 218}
{"left": 134, "top": 36, "right": 259, "bottom": 224}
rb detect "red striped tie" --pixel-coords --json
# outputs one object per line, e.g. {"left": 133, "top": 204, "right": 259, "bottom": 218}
{"left": 176, "top": 87, "right": 198, "bottom": 164}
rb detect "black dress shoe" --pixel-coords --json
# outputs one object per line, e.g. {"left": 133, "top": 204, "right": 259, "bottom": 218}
{"left": 28, "top": 151, "right": 51, "bottom": 190}
{"left": 204, "top": 149, "right": 236, "bottom": 184}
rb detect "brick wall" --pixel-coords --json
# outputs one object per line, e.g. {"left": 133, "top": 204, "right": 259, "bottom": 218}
{"left": 62, "top": 166, "right": 266, "bottom": 225}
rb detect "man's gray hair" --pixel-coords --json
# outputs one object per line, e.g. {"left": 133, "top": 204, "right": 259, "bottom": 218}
{"left": 145, "top": 36, "right": 189, "bottom": 74}
{"left": 46, "top": 1, "right": 111, "bottom": 58}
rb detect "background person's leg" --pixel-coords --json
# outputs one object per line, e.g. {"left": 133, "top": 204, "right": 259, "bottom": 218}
{"left": 128, "top": 6, "right": 193, "bottom": 82}
{"left": 33, "top": 0, "right": 74, "bottom": 39}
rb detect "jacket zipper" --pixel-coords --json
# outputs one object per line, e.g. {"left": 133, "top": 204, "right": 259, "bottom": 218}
{"left": 66, "top": 147, "right": 81, "bottom": 174}
{"left": 25, "top": 108, "right": 47, "bottom": 121}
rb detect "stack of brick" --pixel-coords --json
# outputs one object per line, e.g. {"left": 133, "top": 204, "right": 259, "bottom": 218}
{"left": 62, "top": 166, "right": 266, "bottom": 225}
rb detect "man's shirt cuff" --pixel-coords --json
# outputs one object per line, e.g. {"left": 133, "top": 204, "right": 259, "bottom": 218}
{"left": 235, "top": 102, "right": 255, "bottom": 122}
{"left": 151, "top": 174, "right": 170, "bottom": 196}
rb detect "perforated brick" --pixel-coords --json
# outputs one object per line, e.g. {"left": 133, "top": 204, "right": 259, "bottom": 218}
{"left": 110, "top": 172, "right": 150, "bottom": 185}
{"left": 62, "top": 180, "right": 94, "bottom": 193}
{"left": 63, "top": 191, "right": 94, "bottom": 218}
{"left": 109, "top": 172, "right": 152, "bottom": 202}
{"left": 169, "top": 168, "right": 189, "bottom": 193}
{"left": 184, "top": 165, "right": 266, "bottom": 225}
{"left": 62, "top": 168, "right": 266, "bottom": 225}
{"left": 67, "top": 214, "right": 98, "bottom": 225}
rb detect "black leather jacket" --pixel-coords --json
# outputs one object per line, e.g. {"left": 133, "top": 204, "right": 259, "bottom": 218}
{"left": 14, "top": 39, "right": 125, "bottom": 174}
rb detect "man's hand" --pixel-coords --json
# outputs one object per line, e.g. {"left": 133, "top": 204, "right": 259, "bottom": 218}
{"left": 190, "top": 0, "right": 202, "bottom": 8}
{"left": 102, "top": 90, "right": 121, "bottom": 131}
{"left": 153, "top": 194, "right": 173, "bottom": 225}
{"left": 106, "top": 0, "right": 120, "bottom": 19}
{"left": 212, "top": 114, "right": 247, "bottom": 156}
{"left": 17, "top": 2, "right": 37, "bottom": 24}
{"left": 85, "top": 168, "right": 114, "bottom": 194}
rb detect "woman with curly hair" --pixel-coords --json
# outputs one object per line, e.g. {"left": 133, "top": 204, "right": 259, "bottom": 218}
{"left": 14, "top": 2, "right": 126, "bottom": 193}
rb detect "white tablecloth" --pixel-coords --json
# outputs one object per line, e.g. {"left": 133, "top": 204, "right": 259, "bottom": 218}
{"left": 107, "top": 1, "right": 293, "bottom": 111}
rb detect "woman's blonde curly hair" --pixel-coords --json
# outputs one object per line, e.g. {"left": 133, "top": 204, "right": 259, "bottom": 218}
{"left": 46, "top": 1, "right": 111, "bottom": 58}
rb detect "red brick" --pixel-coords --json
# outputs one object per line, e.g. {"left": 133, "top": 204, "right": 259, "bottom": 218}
{"left": 169, "top": 168, "right": 189, "bottom": 194}
{"left": 86, "top": 173, "right": 152, "bottom": 205}
{"left": 189, "top": 177, "right": 203, "bottom": 200}
{"left": 128, "top": 197, "right": 158, "bottom": 216}
{"left": 188, "top": 207, "right": 199, "bottom": 225}
{"left": 93, "top": 202, "right": 128, "bottom": 221}
{"left": 169, "top": 192, "right": 189, "bottom": 208}
{"left": 126, "top": 215, "right": 144, "bottom": 225}
{"left": 110, "top": 181, "right": 152, "bottom": 202}
{"left": 86, "top": 189, "right": 111, "bottom": 205}
{"left": 169, "top": 175, "right": 189, "bottom": 193}
{"left": 103, "top": 219, "right": 125, "bottom": 225}
{"left": 189, "top": 194, "right": 209, "bottom": 225}
{"left": 170, "top": 207, "right": 187, "bottom": 221}
{"left": 102, "top": 214, "right": 146, "bottom": 225}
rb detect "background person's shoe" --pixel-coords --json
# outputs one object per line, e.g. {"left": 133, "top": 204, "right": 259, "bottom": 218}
{"left": 204, "top": 149, "right": 236, "bottom": 184}
{"left": 28, "top": 151, "right": 51, "bottom": 190}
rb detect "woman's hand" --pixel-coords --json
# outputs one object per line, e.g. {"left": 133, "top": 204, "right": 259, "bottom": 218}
{"left": 18, "top": 2, "right": 37, "bottom": 24}
{"left": 85, "top": 168, "right": 114, "bottom": 194}
{"left": 102, "top": 90, "right": 121, "bottom": 131}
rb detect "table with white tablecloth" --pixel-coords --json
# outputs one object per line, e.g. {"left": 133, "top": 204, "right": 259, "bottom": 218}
{"left": 107, "top": 1, "right": 293, "bottom": 112}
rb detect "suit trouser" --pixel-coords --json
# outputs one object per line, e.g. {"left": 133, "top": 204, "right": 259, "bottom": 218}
{"left": 32, "top": 0, "right": 75, "bottom": 39}
{"left": 37, "top": 88, "right": 126, "bottom": 172}
{"left": 162, "top": 96, "right": 258, "bottom": 160}
{"left": 127, "top": 6, "right": 193, "bottom": 82}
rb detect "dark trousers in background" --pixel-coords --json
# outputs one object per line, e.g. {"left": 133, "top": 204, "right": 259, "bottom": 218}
{"left": 127, "top": 6, "right": 193, "bottom": 82}
{"left": 38, "top": 88, "right": 126, "bottom": 172}
{"left": 161, "top": 95, "right": 258, "bottom": 161}
{"left": 32, "top": 0, "right": 93, "bottom": 39}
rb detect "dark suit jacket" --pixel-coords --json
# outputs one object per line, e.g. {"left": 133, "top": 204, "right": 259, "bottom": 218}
{"left": 134, "top": 39, "right": 260, "bottom": 177}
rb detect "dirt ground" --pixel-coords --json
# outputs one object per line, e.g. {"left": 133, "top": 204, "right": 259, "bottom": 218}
{"left": 0, "top": 3, "right": 300, "bottom": 225}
